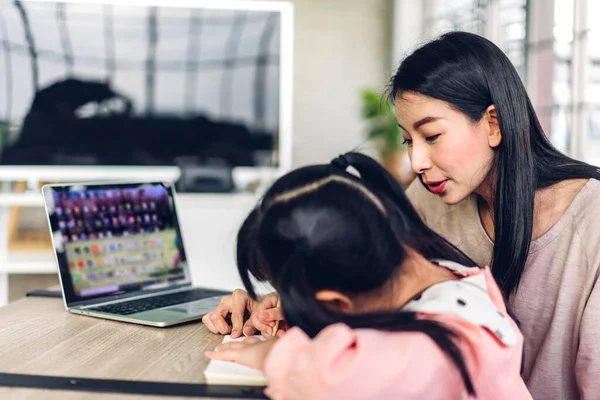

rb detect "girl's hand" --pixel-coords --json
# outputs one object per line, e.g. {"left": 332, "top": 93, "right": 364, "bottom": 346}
{"left": 254, "top": 293, "right": 287, "bottom": 337}
{"left": 205, "top": 336, "right": 278, "bottom": 371}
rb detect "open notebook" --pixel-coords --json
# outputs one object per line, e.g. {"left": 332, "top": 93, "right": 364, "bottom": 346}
{"left": 204, "top": 335, "right": 267, "bottom": 386}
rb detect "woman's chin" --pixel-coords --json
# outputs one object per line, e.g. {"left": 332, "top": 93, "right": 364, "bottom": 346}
{"left": 437, "top": 186, "right": 470, "bottom": 205}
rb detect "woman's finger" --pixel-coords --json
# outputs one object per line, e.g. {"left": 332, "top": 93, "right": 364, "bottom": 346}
{"left": 210, "top": 310, "right": 232, "bottom": 335}
{"left": 215, "top": 295, "right": 233, "bottom": 312}
{"left": 242, "top": 318, "right": 257, "bottom": 337}
{"left": 231, "top": 290, "right": 250, "bottom": 338}
{"left": 202, "top": 313, "right": 219, "bottom": 334}
{"left": 250, "top": 313, "right": 274, "bottom": 336}
{"left": 259, "top": 307, "right": 284, "bottom": 323}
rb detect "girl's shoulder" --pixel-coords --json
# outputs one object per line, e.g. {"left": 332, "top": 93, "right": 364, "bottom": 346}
{"left": 402, "top": 265, "right": 519, "bottom": 348}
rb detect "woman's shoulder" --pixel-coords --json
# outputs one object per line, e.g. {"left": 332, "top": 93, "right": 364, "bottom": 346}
{"left": 540, "top": 178, "right": 600, "bottom": 271}
{"left": 577, "top": 177, "right": 600, "bottom": 203}
{"left": 561, "top": 178, "right": 600, "bottom": 224}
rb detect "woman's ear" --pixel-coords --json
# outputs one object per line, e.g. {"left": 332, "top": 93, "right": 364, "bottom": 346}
{"left": 485, "top": 105, "right": 502, "bottom": 148}
{"left": 315, "top": 290, "right": 355, "bottom": 313}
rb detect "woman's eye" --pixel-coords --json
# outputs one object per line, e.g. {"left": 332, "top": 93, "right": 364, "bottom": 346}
{"left": 425, "top": 134, "right": 441, "bottom": 143}
{"left": 402, "top": 139, "right": 412, "bottom": 146}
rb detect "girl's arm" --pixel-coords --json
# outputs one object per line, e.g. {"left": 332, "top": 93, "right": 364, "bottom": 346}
{"left": 262, "top": 323, "right": 467, "bottom": 400}
{"left": 206, "top": 268, "right": 529, "bottom": 400}
{"left": 262, "top": 269, "right": 527, "bottom": 400}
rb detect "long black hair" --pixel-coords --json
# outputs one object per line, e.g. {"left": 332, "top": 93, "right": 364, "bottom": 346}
{"left": 388, "top": 31, "right": 600, "bottom": 294}
{"left": 236, "top": 152, "right": 479, "bottom": 395}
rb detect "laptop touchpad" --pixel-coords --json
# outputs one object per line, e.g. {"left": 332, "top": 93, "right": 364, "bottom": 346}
{"left": 164, "top": 296, "right": 222, "bottom": 315}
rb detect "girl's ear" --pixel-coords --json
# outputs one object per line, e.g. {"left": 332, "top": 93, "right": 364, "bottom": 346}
{"left": 315, "top": 290, "right": 355, "bottom": 313}
{"left": 485, "top": 105, "right": 502, "bottom": 148}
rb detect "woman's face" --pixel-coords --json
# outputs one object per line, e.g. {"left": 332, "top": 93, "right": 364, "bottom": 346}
{"left": 394, "top": 91, "right": 498, "bottom": 205}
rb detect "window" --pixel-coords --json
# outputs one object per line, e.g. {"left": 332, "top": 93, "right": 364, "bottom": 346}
{"left": 395, "top": 0, "right": 600, "bottom": 164}
{"left": 420, "top": 0, "right": 528, "bottom": 79}
{"left": 528, "top": 0, "right": 598, "bottom": 164}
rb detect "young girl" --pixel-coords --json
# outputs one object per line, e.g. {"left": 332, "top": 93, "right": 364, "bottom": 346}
{"left": 205, "top": 152, "right": 531, "bottom": 400}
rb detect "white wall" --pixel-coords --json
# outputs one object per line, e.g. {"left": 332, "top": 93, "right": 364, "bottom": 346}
{"left": 391, "top": 0, "right": 425, "bottom": 64}
{"left": 284, "top": 0, "right": 393, "bottom": 167}
{"left": 177, "top": 193, "right": 257, "bottom": 291}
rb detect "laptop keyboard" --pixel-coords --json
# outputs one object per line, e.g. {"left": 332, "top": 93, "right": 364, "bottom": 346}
{"left": 89, "top": 288, "right": 228, "bottom": 316}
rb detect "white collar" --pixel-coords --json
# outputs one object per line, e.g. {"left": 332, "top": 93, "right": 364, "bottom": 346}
{"left": 402, "top": 260, "right": 518, "bottom": 347}
{"left": 429, "top": 258, "right": 480, "bottom": 276}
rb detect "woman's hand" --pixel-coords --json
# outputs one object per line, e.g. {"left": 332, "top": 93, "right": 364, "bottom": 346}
{"left": 202, "top": 289, "right": 255, "bottom": 337}
{"left": 205, "top": 336, "right": 278, "bottom": 371}
{"left": 202, "top": 290, "right": 286, "bottom": 338}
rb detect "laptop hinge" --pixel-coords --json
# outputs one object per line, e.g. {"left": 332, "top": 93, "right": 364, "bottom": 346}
{"left": 69, "top": 283, "right": 194, "bottom": 308}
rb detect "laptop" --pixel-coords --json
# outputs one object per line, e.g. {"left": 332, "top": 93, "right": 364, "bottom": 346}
{"left": 41, "top": 181, "right": 230, "bottom": 327}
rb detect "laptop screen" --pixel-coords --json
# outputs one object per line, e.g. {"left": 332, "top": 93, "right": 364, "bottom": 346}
{"left": 43, "top": 182, "right": 192, "bottom": 304}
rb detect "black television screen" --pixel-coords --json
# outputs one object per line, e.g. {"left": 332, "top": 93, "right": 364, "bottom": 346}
{"left": 0, "top": 0, "right": 290, "bottom": 172}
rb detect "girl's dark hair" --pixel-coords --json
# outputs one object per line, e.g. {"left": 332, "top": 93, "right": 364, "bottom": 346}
{"left": 237, "top": 152, "right": 478, "bottom": 395}
{"left": 388, "top": 31, "right": 600, "bottom": 295}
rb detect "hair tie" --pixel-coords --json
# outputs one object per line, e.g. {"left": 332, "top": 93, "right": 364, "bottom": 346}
{"left": 331, "top": 154, "right": 350, "bottom": 170}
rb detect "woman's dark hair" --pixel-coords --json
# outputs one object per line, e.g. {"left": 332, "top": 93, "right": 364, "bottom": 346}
{"left": 237, "top": 152, "right": 478, "bottom": 395}
{"left": 388, "top": 31, "right": 600, "bottom": 295}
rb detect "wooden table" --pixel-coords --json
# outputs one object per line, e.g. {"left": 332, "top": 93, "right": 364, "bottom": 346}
{"left": 0, "top": 291, "right": 252, "bottom": 399}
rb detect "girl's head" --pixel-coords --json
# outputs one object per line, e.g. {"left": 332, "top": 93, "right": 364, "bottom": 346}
{"left": 390, "top": 31, "right": 600, "bottom": 293}
{"left": 237, "top": 152, "right": 475, "bottom": 325}
{"left": 237, "top": 152, "right": 477, "bottom": 393}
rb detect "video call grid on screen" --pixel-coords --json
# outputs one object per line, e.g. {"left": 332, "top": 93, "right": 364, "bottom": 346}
{"left": 51, "top": 185, "right": 186, "bottom": 297}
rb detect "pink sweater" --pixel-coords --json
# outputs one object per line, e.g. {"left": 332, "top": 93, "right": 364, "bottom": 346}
{"left": 262, "top": 267, "right": 531, "bottom": 399}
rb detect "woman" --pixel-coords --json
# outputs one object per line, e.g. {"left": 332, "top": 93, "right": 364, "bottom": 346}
{"left": 206, "top": 153, "right": 530, "bottom": 399}
{"left": 204, "top": 32, "right": 600, "bottom": 399}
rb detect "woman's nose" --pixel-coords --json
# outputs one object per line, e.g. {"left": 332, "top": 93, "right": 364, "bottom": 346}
{"left": 409, "top": 144, "right": 433, "bottom": 174}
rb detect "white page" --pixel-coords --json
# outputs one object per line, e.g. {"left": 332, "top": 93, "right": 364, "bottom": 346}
{"left": 204, "top": 335, "right": 267, "bottom": 386}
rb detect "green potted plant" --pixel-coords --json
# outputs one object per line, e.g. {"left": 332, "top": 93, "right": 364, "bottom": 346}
{"left": 361, "top": 88, "right": 414, "bottom": 186}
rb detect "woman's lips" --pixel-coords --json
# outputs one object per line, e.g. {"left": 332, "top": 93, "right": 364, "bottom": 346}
{"left": 424, "top": 180, "right": 448, "bottom": 195}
